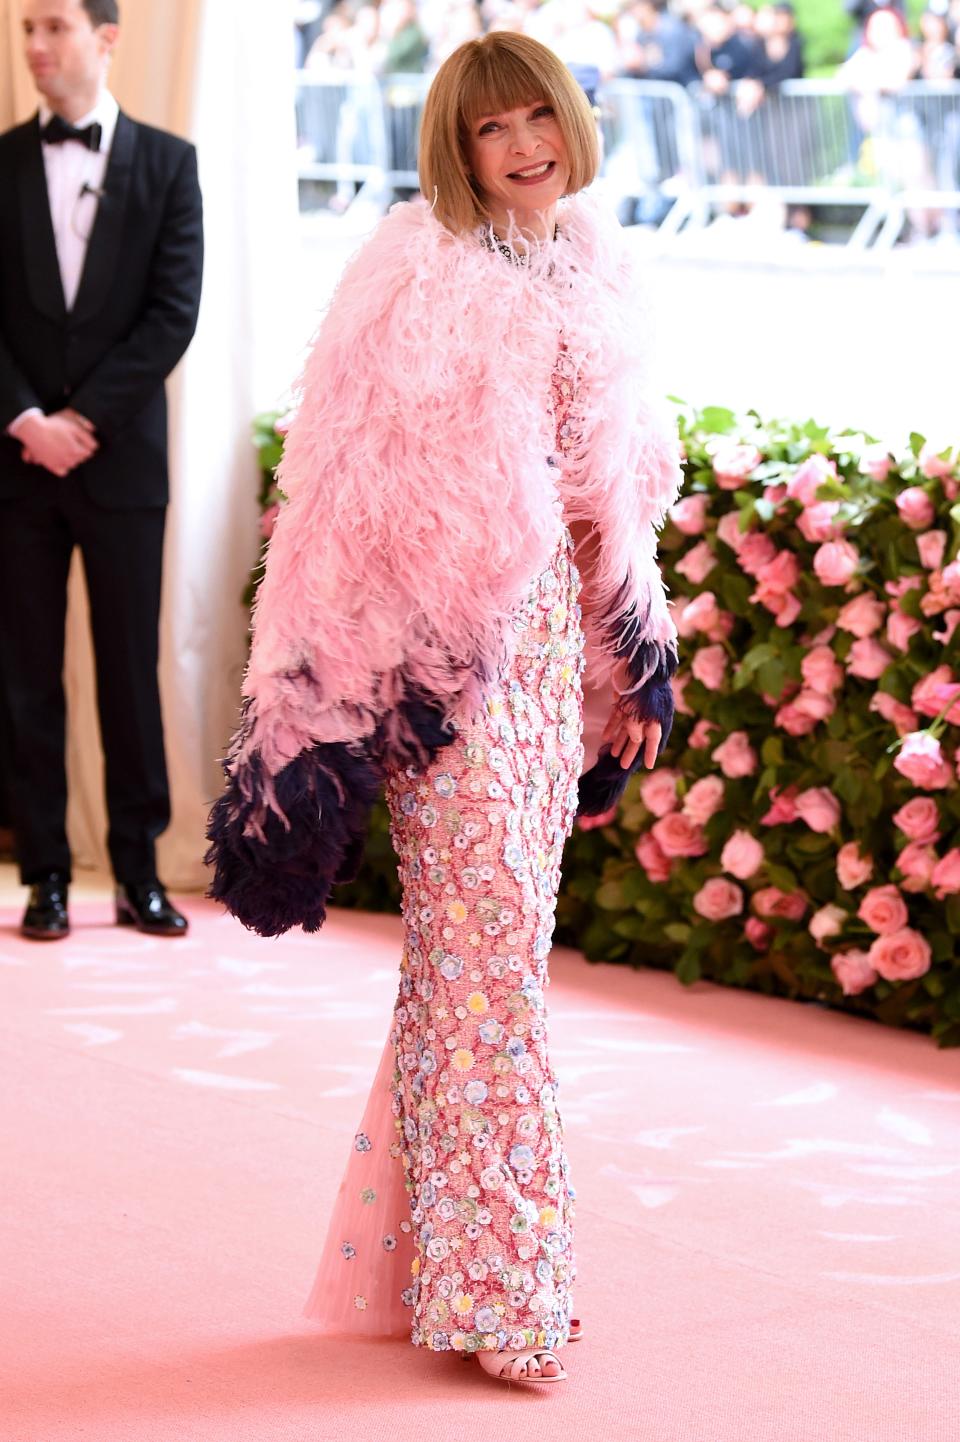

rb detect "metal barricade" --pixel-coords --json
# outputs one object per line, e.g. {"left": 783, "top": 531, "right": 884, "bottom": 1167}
{"left": 597, "top": 79, "right": 704, "bottom": 232}
{"left": 294, "top": 69, "right": 960, "bottom": 248}
{"left": 687, "top": 80, "right": 890, "bottom": 246}
{"left": 379, "top": 73, "right": 431, "bottom": 193}
{"left": 873, "top": 82, "right": 960, "bottom": 247}
{"left": 295, "top": 70, "right": 389, "bottom": 201}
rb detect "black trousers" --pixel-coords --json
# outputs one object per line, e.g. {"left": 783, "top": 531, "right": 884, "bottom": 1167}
{"left": 0, "top": 478, "right": 169, "bottom": 885}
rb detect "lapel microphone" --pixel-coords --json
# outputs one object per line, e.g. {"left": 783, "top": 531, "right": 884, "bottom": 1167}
{"left": 80, "top": 181, "right": 107, "bottom": 200}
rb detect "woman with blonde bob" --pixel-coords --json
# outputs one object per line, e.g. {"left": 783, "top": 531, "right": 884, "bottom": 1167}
{"left": 208, "top": 32, "right": 681, "bottom": 1386}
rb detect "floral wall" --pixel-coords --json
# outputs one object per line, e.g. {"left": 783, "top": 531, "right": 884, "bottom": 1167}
{"left": 250, "top": 408, "right": 960, "bottom": 1045}
{"left": 559, "top": 408, "right": 960, "bottom": 1046}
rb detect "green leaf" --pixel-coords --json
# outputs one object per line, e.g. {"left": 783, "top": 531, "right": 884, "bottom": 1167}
{"left": 909, "top": 431, "right": 926, "bottom": 458}
{"left": 700, "top": 406, "right": 737, "bottom": 435}
{"left": 946, "top": 897, "right": 960, "bottom": 935}
{"left": 595, "top": 882, "right": 626, "bottom": 911}
{"left": 664, "top": 922, "right": 692, "bottom": 944}
{"left": 761, "top": 736, "right": 785, "bottom": 767}
{"left": 675, "top": 951, "right": 702, "bottom": 985}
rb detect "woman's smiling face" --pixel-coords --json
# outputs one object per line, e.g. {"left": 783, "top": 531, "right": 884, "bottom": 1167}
{"left": 464, "top": 100, "right": 570, "bottom": 235}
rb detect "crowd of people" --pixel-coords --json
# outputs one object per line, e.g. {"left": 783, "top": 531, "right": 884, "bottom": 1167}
{"left": 294, "top": 0, "right": 960, "bottom": 89}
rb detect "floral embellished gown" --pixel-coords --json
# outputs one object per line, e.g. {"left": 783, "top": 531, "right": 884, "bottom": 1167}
{"left": 304, "top": 359, "right": 585, "bottom": 1356}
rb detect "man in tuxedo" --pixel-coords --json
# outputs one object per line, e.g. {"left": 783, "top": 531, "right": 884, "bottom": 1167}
{"left": 0, "top": 0, "right": 204, "bottom": 939}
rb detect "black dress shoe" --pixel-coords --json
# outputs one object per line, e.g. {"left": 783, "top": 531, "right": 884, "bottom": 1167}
{"left": 21, "top": 874, "right": 70, "bottom": 941}
{"left": 116, "top": 881, "right": 188, "bottom": 937}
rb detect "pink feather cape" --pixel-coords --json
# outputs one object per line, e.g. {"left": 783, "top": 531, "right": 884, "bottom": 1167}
{"left": 239, "top": 191, "right": 682, "bottom": 784}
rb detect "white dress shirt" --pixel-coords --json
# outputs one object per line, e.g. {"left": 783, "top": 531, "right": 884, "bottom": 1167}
{"left": 7, "top": 89, "right": 119, "bottom": 438}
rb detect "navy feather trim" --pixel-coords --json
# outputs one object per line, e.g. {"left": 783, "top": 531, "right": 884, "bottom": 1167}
{"left": 205, "top": 742, "right": 382, "bottom": 937}
{"left": 577, "top": 606, "right": 679, "bottom": 818}
{"left": 205, "top": 683, "right": 457, "bottom": 937}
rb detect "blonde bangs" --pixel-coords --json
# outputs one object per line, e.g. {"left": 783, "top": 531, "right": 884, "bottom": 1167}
{"left": 419, "top": 33, "right": 600, "bottom": 235}
{"left": 455, "top": 46, "right": 544, "bottom": 138}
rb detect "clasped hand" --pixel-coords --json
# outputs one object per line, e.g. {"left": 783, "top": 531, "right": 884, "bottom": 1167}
{"left": 602, "top": 704, "right": 662, "bottom": 772}
{"left": 603, "top": 661, "right": 663, "bottom": 771}
{"left": 18, "top": 409, "right": 98, "bottom": 477}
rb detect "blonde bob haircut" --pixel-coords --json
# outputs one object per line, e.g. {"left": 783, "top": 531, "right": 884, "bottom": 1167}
{"left": 418, "top": 33, "right": 600, "bottom": 236}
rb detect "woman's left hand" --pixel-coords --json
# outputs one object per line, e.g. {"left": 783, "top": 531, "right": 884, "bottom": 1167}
{"left": 602, "top": 706, "right": 662, "bottom": 771}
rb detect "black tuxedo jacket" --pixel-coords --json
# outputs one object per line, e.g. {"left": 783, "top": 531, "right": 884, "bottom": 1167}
{"left": 0, "top": 111, "right": 203, "bottom": 509}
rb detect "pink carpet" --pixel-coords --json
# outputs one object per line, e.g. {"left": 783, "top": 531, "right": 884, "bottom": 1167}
{"left": 1, "top": 896, "right": 959, "bottom": 1441}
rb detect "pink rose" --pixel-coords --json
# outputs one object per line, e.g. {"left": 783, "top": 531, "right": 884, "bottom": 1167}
{"left": 810, "top": 903, "right": 847, "bottom": 945}
{"left": 774, "top": 702, "right": 818, "bottom": 737}
{"left": 761, "top": 786, "right": 799, "bottom": 826}
{"left": 911, "top": 666, "right": 960, "bottom": 723}
{"left": 683, "top": 774, "right": 726, "bottom": 825}
{"left": 712, "top": 441, "right": 762, "bottom": 489}
{"left": 858, "top": 884, "right": 909, "bottom": 935}
{"left": 886, "top": 575, "right": 924, "bottom": 601}
{"left": 259, "top": 502, "right": 280, "bottom": 540}
{"left": 896, "top": 486, "right": 936, "bottom": 531}
{"left": 931, "top": 848, "right": 960, "bottom": 899}
{"left": 755, "top": 551, "right": 801, "bottom": 595}
{"left": 720, "top": 829, "right": 765, "bottom": 880}
{"left": 796, "top": 502, "right": 843, "bottom": 544}
{"left": 892, "top": 796, "right": 941, "bottom": 843}
{"left": 836, "top": 841, "right": 874, "bottom": 890}
{"left": 634, "top": 831, "right": 673, "bottom": 883}
{"left": 894, "top": 731, "right": 954, "bottom": 789}
{"left": 836, "top": 593, "right": 885, "bottom": 639}
{"left": 745, "top": 917, "right": 773, "bottom": 951}
{"left": 868, "top": 928, "right": 932, "bottom": 982}
{"left": 769, "top": 591, "right": 803, "bottom": 628}
{"left": 813, "top": 540, "right": 860, "bottom": 588}
{"left": 675, "top": 591, "right": 722, "bottom": 638}
{"left": 831, "top": 949, "right": 879, "bottom": 996}
{"left": 801, "top": 646, "right": 844, "bottom": 695}
{"left": 691, "top": 644, "right": 727, "bottom": 691}
{"left": 712, "top": 730, "right": 758, "bottom": 779}
{"left": 578, "top": 804, "right": 618, "bottom": 832}
{"left": 917, "top": 530, "right": 948, "bottom": 570}
{"left": 944, "top": 559, "right": 960, "bottom": 590}
{"left": 753, "top": 887, "right": 807, "bottom": 921}
{"left": 693, "top": 876, "right": 744, "bottom": 920}
{"left": 919, "top": 442, "right": 957, "bottom": 480}
{"left": 671, "top": 672, "right": 693, "bottom": 717}
{"left": 858, "top": 444, "right": 891, "bottom": 482}
{"left": 651, "top": 812, "right": 709, "bottom": 858}
{"left": 640, "top": 768, "right": 680, "bottom": 818}
{"left": 738, "top": 532, "right": 779, "bottom": 578}
{"left": 751, "top": 552, "right": 802, "bottom": 623}
{"left": 869, "top": 692, "right": 918, "bottom": 737}
{"left": 775, "top": 689, "right": 836, "bottom": 735}
{"left": 670, "top": 494, "right": 710, "bottom": 535}
{"left": 795, "top": 787, "right": 841, "bottom": 833}
{"left": 847, "top": 638, "right": 893, "bottom": 681}
{"left": 794, "top": 688, "right": 836, "bottom": 724}
{"left": 787, "top": 453, "right": 836, "bottom": 506}
{"left": 676, "top": 540, "right": 717, "bottom": 585}
{"left": 897, "top": 842, "right": 938, "bottom": 893}
{"left": 716, "top": 510, "right": 747, "bottom": 553}
{"left": 886, "top": 611, "right": 923, "bottom": 652}
{"left": 688, "top": 719, "right": 719, "bottom": 749}
{"left": 934, "top": 610, "right": 960, "bottom": 645}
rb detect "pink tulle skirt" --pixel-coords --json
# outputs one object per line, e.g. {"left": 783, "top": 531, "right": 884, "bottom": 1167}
{"left": 302, "top": 1030, "right": 416, "bottom": 1337}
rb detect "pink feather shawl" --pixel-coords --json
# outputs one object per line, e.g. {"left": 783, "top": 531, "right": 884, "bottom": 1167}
{"left": 207, "top": 190, "right": 683, "bottom": 935}
{"left": 244, "top": 190, "right": 681, "bottom": 772}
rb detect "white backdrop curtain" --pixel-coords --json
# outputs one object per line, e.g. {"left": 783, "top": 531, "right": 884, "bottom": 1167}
{"left": 0, "top": 0, "right": 301, "bottom": 888}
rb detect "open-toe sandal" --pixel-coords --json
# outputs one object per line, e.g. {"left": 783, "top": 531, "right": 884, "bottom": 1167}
{"left": 475, "top": 1346, "right": 567, "bottom": 1385}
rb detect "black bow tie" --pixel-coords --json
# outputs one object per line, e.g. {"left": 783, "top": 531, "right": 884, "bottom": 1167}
{"left": 41, "top": 115, "right": 102, "bottom": 151}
